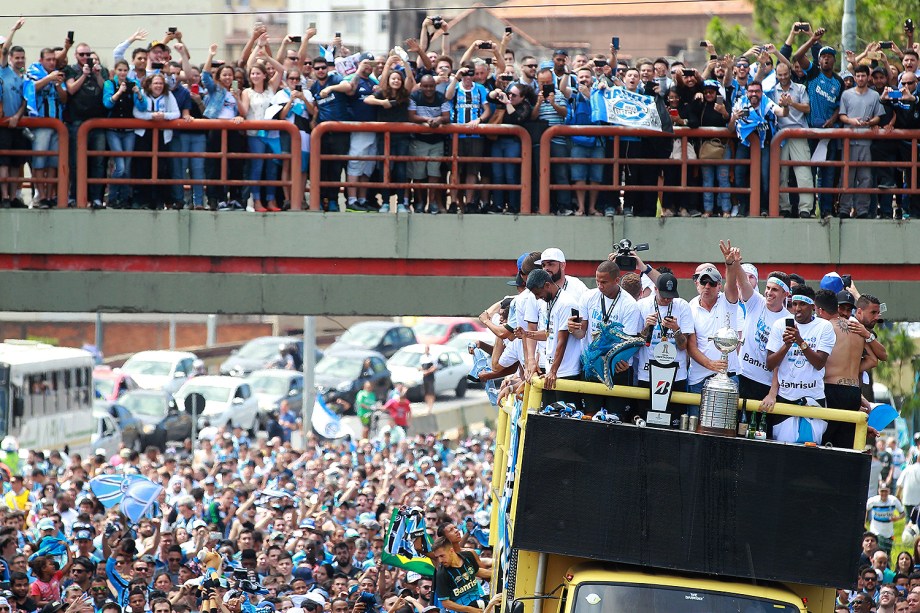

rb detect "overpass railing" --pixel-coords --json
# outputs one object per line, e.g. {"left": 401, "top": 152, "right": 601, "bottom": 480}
{"left": 75, "top": 118, "right": 303, "bottom": 209}
{"left": 0, "top": 117, "right": 69, "bottom": 208}
{"left": 308, "top": 121, "right": 533, "bottom": 212}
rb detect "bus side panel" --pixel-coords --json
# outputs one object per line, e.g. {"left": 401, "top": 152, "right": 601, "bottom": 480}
{"left": 784, "top": 584, "right": 836, "bottom": 612}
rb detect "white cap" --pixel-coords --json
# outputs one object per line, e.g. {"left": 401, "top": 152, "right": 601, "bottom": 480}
{"left": 535, "top": 247, "right": 565, "bottom": 265}
{"left": 741, "top": 263, "right": 759, "bottom": 284}
{"left": 304, "top": 593, "right": 326, "bottom": 607}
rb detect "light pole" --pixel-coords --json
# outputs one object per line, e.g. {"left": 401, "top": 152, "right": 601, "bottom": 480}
{"left": 841, "top": 0, "right": 856, "bottom": 56}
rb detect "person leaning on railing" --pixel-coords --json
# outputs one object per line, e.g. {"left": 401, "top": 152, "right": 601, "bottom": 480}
{"left": 275, "top": 65, "right": 316, "bottom": 209}
{"left": 64, "top": 39, "right": 110, "bottom": 208}
{"left": 486, "top": 81, "right": 532, "bottom": 215}
{"left": 102, "top": 59, "right": 141, "bottom": 209}
{"left": 171, "top": 42, "right": 208, "bottom": 211}
{"left": 200, "top": 44, "right": 246, "bottom": 211}
{"left": 686, "top": 79, "right": 731, "bottom": 217}
{"left": 25, "top": 46, "right": 68, "bottom": 209}
{"left": 363, "top": 54, "right": 415, "bottom": 213}
{"left": 240, "top": 35, "right": 284, "bottom": 212}
{"left": 132, "top": 73, "right": 180, "bottom": 210}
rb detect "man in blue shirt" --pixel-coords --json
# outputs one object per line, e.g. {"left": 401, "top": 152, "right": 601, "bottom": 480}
{"left": 0, "top": 18, "right": 29, "bottom": 209}
{"left": 310, "top": 56, "right": 349, "bottom": 212}
{"left": 792, "top": 29, "right": 844, "bottom": 218}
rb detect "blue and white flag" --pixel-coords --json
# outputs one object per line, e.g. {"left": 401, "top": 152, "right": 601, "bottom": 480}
{"left": 311, "top": 396, "right": 355, "bottom": 440}
{"left": 591, "top": 87, "right": 662, "bottom": 131}
{"left": 470, "top": 348, "right": 499, "bottom": 406}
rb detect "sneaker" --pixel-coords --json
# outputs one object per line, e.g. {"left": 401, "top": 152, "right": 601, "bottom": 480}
{"left": 730, "top": 204, "right": 739, "bottom": 217}
{"left": 217, "top": 201, "right": 230, "bottom": 211}
{"left": 39, "top": 199, "right": 54, "bottom": 209}
{"left": 413, "top": 203, "right": 424, "bottom": 214}
{"left": 327, "top": 201, "right": 339, "bottom": 212}
{"left": 229, "top": 200, "right": 245, "bottom": 211}
{"left": 559, "top": 208, "right": 574, "bottom": 216}
{"left": 904, "top": 212, "right": 911, "bottom": 220}
{"left": 90, "top": 199, "right": 105, "bottom": 210}
{"left": 623, "top": 206, "right": 633, "bottom": 217}
{"left": 397, "top": 203, "right": 409, "bottom": 213}
{"left": 10, "top": 197, "right": 26, "bottom": 209}
{"left": 429, "top": 203, "right": 440, "bottom": 215}
{"left": 798, "top": 210, "right": 812, "bottom": 218}
{"left": 0, "top": 199, "right": 9, "bottom": 209}
{"left": 690, "top": 210, "right": 702, "bottom": 218}
{"left": 346, "top": 201, "right": 368, "bottom": 212}
{"left": 487, "top": 204, "right": 504, "bottom": 214}
{"left": 604, "top": 207, "right": 616, "bottom": 217}
{"left": 379, "top": 204, "right": 390, "bottom": 213}
{"left": 464, "top": 202, "right": 480, "bottom": 214}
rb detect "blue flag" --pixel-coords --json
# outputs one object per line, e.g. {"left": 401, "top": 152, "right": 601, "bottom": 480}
{"left": 591, "top": 87, "right": 662, "bottom": 130}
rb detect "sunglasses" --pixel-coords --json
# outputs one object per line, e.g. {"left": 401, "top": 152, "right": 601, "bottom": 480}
{"left": 523, "top": 64, "right": 537, "bottom": 68}
{"left": 78, "top": 52, "right": 93, "bottom": 57}
{"left": 304, "top": 62, "right": 313, "bottom": 66}
{"left": 697, "top": 278, "right": 718, "bottom": 287}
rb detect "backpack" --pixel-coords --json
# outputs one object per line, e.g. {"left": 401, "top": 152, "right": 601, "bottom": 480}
{"left": 566, "top": 93, "right": 599, "bottom": 147}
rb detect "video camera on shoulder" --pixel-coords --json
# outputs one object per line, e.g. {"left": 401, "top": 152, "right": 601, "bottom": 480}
{"left": 613, "top": 238, "right": 648, "bottom": 270}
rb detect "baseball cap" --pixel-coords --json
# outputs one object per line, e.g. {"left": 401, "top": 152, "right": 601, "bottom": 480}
{"left": 344, "top": 528, "right": 360, "bottom": 539}
{"left": 40, "top": 603, "right": 65, "bottom": 613}
{"left": 820, "top": 272, "right": 844, "bottom": 293}
{"left": 405, "top": 571, "right": 422, "bottom": 583}
{"left": 535, "top": 247, "right": 565, "bottom": 265}
{"left": 304, "top": 593, "right": 326, "bottom": 607}
{"left": 819, "top": 46, "right": 836, "bottom": 57}
{"left": 552, "top": 49, "right": 568, "bottom": 56}
{"left": 837, "top": 290, "right": 856, "bottom": 306}
{"left": 516, "top": 252, "right": 530, "bottom": 271}
{"left": 75, "top": 529, "right": 93, "bottom": 541}
{"left": 656, "top": 273, "right": 680, "bottom": 298}
{"left": 507, "top": 272, "right": 525, "bottom": 287}
{"left": 37, "top": 518, "right": 56, "bottom": 532}
{"left": 148, "top": 40, "right": 168, "bottom": 51}
{"left": 358, "top": 52, "right": 375, "bottom": 62}
{"left": 702, "top": 79, "right": 720, "bottom": 89}
{"left": 695, "top": 266, "right": 722, "bottom": 284}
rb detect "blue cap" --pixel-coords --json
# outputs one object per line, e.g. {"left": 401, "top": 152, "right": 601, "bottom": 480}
{"left": 539, "top": 60, "right": 554, "bottom": 71}
{"left": 819, "top": 46, "right": 836, "bottom": 57}
{"left": 516, "top": 252, "right": 529, "bottom": 271}
{"left": 702, "top": 79, "right": 720, "bottom": 89}
{"left": 820, "top": 272, "right": 844, "bottom": 293}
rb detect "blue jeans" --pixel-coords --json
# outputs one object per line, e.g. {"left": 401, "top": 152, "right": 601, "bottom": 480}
{"left": 491, "top": 136, "right": 522, "bottom": 213}
{"left": 247, "top": 135, "right": 277, "bottom": 201}
{"left": 105, "top": 129, "right": 135, "bottom": 204}
{"left": 549, "top": 140, "right": 571, "bottom": 208}
{"left": 734, "top": 145, "right": 770, "bottom": 215}
{"left": 174, "top": 132, "right": 207, "bottom": 206}
{"left": 809, "top": 137, "right": 839, "bottom": 217}
{"left": 381, "top": 135, "right": 409, "bottom": 202}
{"left": 700, "top": 146, "right": 731, "bottom": 213}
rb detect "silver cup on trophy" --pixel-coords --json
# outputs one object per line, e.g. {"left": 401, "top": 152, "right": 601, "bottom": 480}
{"left": 697, "top": 319, "right": 740, "bottom": 436}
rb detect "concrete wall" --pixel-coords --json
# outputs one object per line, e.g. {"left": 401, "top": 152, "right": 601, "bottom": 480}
{"left": 0, "top": 210, "right": 916, "bottom": 319}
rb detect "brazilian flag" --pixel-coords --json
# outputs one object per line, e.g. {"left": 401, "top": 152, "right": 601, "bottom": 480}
{"left": 381, "top": 506, "right": 435, "bottom": 576}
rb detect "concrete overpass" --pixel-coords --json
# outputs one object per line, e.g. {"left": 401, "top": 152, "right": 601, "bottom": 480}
{"left": 1, "top": 210, "right": 917, "bottom": 319}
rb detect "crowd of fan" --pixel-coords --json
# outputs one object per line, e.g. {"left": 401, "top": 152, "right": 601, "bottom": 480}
{"left": 2, "top": 16, "right": 920, "bottom": 216}
{"left": 0, "top": 426, "right": 497, "bottom": 613}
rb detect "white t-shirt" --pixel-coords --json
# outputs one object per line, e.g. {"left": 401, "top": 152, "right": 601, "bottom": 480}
{"left": 544, "top": 290, "right": 583, "bottom": 378}
{"left": 578, "top": 288, "right": 643, "bottom": 354}
{"left": 866, "top": 494, "right": 905, "bottom": 538}
{"left": 634, "top": 296, "right": 694, "bottom": 382}
{"left": 688, "top": 293, "right": 739, "bottom": 385}
{"left": 766, "top": 316, "right": 836, "bottom": 401}
{"left": 562, "top": 275, "right": 589, "bottom": 300}
{"left": 738, "top": 291, "right": 790, "bottom": 386}
{"left": 523, "top": 291, "right": 548, "bottom": 369}
{"left": 509, "top": 289, "right": 530, "bottom": 330}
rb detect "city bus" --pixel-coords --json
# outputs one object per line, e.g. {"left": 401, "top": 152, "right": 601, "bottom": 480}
{"left": 0, "top": 340, "right": 95, "bottom": 454}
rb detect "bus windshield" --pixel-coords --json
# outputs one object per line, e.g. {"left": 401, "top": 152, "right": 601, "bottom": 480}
{"left": 572, "top": 583, "right": 800, "bottom": 613}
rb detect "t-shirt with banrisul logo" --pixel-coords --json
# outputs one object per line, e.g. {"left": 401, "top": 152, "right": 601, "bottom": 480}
{"left": 738, "top": 291, "right": 790, "bottom": 386}
{"left": 766, "top": 316, "right": 836, "bottom": 401}
{"left": 435, "top": 551, "right": 485, "bottom": 606}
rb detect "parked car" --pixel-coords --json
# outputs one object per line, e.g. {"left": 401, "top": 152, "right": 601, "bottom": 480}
{"left": 314, "top": 349, "right": 392, "bottom": 410}
{"left": 92, "top": 408, "right": 123, "bottom": 458}
{"left": 121, "top": 350, "right": 199, "bottom": 394}
{"left": 93, "top": 365, "right": 139, "bottom": 402}
{"left": 247, "top": 369, "right": 304, "bottom": 417}
{"left": 220, "top": 336, "right": 323, "bottom": 377}
{"left": 445, "top": 330, "right": 498, "bottom": 369}
{"left": 387, "top": 344, "right": 470, "bottom": 401}
{"left": 412, "top": 317, "right": 486, "bottom": 346}
{"left": 94, "top": 399, "right": 144, "bottom": 451}
{"left": 326, "top": 321, "right": 417, "bottom": 358}
{"left": 175, "top": 376, "right": 260, "bottom": 432}
{"left": 117, "top": 389, "right": 192, "bottom": 450}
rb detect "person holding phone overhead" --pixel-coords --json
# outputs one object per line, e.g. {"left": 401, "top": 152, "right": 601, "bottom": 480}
{"left": 531, "top": 67, "right": 571, "bottom": 214}
{"left": 102, "top": 59, "right": 140, "bottom": 208}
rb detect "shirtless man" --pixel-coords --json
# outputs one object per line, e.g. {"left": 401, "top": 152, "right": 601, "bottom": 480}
{"left": 816, "top": 289, "right": 875, "bottom": 448}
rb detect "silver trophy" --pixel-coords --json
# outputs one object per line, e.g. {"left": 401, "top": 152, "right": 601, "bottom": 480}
{"left": 697, "top": 318, "right": 740, "bottom": 436}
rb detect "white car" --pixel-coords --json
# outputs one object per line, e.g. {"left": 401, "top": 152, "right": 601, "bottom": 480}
{"left": 175, "top": 376, "right": 260, "bottom": 432}
{"left": 121, "top": 350, "right": 199, "bottom": 394}
{"left": 446, "top": 331, "right": 498, "bottom": 369}
{"left": 92, "top": 408, "right": 123, "bottom": 458}
{"left": 387, "top": 344, "right": 470, "bottom": 401}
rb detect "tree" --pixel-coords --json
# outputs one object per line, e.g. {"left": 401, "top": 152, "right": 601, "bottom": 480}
{"left": 873, "top": 325, "right": 920, "bottom": 419}
{"left": 707, "top": 2, "right": 909, "bottom": 61}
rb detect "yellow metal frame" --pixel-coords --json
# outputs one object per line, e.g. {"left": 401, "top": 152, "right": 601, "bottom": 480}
{"left": 490, "top": 378, "right": 864, "bottom": 612}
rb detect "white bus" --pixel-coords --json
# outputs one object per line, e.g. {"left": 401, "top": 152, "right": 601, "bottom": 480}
{"left": 0, "top": 340, "right": 95, "bottom": 454}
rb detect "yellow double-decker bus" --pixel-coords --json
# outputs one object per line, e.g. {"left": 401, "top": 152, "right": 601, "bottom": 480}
{"left": 490, "top": 378, "right": 870, "bottom": 613}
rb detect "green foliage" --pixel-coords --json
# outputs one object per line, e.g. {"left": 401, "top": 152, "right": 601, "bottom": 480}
{"left": 712, "top": 1, "right": 909, "bottom": 55}
{"left": 874, "top": 325, "right": 920, "bottom": 417}
{"left": 705, "top": 16, "right": 756, "bottom": 57}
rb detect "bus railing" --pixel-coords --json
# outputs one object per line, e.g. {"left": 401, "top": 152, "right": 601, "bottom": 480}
{"left": 523, "top": 376, "right": 868, "bottom": 451}
{"left": 75, "top": 118, "right": 303, "bottom": 209}
{"left": 309, "top": 121, "right": 533, "bottom": 213}
{"left": 0, "top": 117, "right": 69, "bottom": 208}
